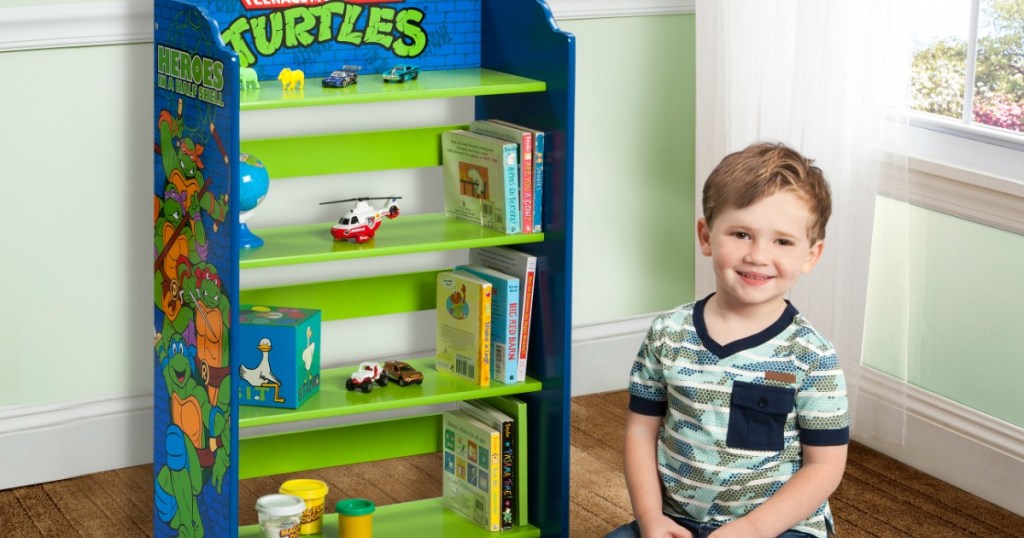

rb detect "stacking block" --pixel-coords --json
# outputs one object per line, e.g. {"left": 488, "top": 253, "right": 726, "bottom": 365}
{"left": 237, "top": 305, "right": 321, "bottom": 409}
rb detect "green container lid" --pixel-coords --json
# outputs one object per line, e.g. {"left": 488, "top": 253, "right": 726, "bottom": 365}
{"left": 335, "top": 498, "right": 375, "bottom": 516}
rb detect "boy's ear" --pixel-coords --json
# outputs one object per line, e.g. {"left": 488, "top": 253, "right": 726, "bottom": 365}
{"left": 801, "top": 240, "right": 825, "bottom": 274}
{"left": 697, "top": 218, "right": 713, "bottom": 256}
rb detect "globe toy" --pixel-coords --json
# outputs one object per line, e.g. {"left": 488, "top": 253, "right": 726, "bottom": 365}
{"left": 239, "top": 153, "right": 270, "bottom": 248}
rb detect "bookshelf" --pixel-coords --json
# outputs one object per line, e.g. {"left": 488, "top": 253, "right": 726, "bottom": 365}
{"left": 152, "top": 1, "right": 574, "bottom": 537}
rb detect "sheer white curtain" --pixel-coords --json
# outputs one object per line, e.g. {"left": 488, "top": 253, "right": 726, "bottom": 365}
{"left": 695, "top": 0, "right": 912, "bottom": 441}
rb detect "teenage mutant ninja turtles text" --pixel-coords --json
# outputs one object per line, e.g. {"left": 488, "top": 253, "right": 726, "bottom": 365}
{"left": 221, "top": 1, "right": 427, "bottom": 67}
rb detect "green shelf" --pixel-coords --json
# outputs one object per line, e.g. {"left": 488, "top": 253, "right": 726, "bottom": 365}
{"left": 239, "top": 498, "right": 540, "bottom": 538}
{"left": 239, "top": 124, "right": 463, "bottom": 179}
{"left": 239, "top": 213, "right": 544, "bottom": 269}
{"left": 238, "top": 357, "right": 542, "bottom": 429}
{"left": 239, "top": 68, "right": 546, "bottom": 110}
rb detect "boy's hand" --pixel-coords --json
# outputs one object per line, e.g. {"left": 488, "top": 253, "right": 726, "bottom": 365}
{"left": 638, "top": 513, "right": 693, "bottom": 538}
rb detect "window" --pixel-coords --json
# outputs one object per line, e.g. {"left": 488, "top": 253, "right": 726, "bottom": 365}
{"left": 910, "top": 0, "right": 1024, "bottom": 145}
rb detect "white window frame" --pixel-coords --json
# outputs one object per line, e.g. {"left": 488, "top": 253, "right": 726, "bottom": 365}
{"left": 903, "top": 0, "right": 1024, "bottom": 234}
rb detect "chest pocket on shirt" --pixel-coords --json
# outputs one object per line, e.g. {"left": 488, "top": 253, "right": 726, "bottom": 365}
{"left": 726, "top": 381, "right": 796, "bottom": 451}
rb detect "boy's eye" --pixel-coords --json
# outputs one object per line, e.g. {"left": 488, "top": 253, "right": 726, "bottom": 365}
{"left": 776, "top": 238, "right": 794, "bottom": 246}
{"left": 731, "top": 231, "right": 750, "bottom": 239}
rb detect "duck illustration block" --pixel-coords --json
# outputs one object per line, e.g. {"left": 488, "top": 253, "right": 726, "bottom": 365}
{"left": 238, "top": 305, "right": 321, "bottom": 409}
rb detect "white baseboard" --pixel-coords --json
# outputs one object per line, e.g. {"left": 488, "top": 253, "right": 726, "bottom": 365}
{"left": 570, "top": 315, "right": 652, "bottom": 396}
{"left": 852, "top": 367, "right": 1024, "bottom": 516}
{"left": 2, "top": 320, "right": 1022, "bottom": 520}
{"left": 0, "top": 393, "right": 152, "bottom": 490}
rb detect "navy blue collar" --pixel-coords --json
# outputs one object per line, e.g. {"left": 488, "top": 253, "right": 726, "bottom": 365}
{"left": 693, "top": 294, "right": 800, "bottom": 359}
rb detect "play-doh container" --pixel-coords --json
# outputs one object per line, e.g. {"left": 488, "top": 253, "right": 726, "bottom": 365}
{"left": 279, "top": 479, "right": 329, "bottom": 534}
{"left": 255, "top": 494, "right": 305, "bottom": 538}
{"left": 335, "top": 498, "right": 375, "bottom": 538}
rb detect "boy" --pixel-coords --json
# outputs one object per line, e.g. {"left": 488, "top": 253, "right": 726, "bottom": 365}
{"left": 607, "top": 142, "right": 849, "bottom": 538}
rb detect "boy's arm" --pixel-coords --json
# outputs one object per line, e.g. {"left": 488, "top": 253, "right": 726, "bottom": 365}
{"left": 710, "top": 443, "right": 848, "bottom": 538}
{"left": 624, "top": 410, "right": 692, "bottom": 538}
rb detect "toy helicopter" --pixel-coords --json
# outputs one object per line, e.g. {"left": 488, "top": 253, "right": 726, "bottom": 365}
{"left": 319, "top": 196, "right": 402, "bottom": 243}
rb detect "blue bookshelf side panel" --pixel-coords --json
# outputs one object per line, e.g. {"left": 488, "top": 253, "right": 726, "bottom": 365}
{"left": 154, "top": 1, "right": 241, "bottom": 536}
{"left": 479, "top": 1, "right": 576, "bottom": 536}
{"left": 188, "top": 0, "right": 484, "bottom": 81}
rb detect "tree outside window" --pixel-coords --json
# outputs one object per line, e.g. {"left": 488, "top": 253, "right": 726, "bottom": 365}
{"left": 910, "top": 0, "right": 1024, "bottom": 135}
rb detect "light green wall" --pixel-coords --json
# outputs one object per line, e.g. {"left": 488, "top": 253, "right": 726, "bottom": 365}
{"left": 0, "top": 44, "right": 154, "bottom": 407}
{"left": 0, "top": 15, "right": 696, "bottom": 406}
{"left": 560, "top": 15, "right": 696, "bottom": 325}
{"left": 863, "top": 197, "right": 1024, "bottom": 428}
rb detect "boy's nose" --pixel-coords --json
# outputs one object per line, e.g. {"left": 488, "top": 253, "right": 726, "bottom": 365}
{"left": 743, "top": 241, "right": 769, "bottom": 264}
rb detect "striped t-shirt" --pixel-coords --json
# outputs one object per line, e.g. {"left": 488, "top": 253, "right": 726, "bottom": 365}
{"left": 628, "top": 296, "right": 849, "bottom": 538}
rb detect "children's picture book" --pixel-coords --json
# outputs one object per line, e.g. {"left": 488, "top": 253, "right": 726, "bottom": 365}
{"left": 456, "top": 399, "right": 517, "bottom": 529}
{"left": 436, "top": 270, "right": 492, "bottom": 387}
{"left": 455, "top": 264, "right": 520, "bottom": 385}
{"left": 468, "top": 247, "right": 537, "bottom": 382}
{"left": 442, "top": 409, "right": 502, "bottom": 531}
{"left": 489, "top": 120, "right": 544, "bottom": 233}
{"left": 441, "top": 129, "right": 521, "bottom": 234}
{"left": 483, "top": 396, "right": 529, "bottom": 527}
{"left": 468, "top": 120, "right": 534, "bottom": 234}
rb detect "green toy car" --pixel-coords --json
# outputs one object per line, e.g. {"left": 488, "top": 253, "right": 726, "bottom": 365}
{"left": 382, "top": 64, "right": 420, "bottom": 83}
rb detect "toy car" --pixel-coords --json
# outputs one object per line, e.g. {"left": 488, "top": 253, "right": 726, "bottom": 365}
{"left": 345, "top": 361, "right": 389, "bottom": 393}
{"left": 383, "top": 360, "right": 424, "bottom": 386}
{"left": 382, "top": 64, "right": 420, "bottom": 83}
{"left": 322, "top": 65, "right": 360, "bottom": 88}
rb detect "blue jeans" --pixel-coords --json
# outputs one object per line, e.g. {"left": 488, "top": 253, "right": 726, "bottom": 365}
{"left": 604, "top": 517, "right": 816, "bottom": 538}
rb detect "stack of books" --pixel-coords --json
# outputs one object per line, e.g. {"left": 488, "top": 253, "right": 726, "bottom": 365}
{"left": 442, "top": 397, "right": 528, "bottom": 531}
{"left": 435, "top": 247, "right": 537, "bottom": 387}
{"left": 441, "top": 120, "right": 546, "bottom": 235}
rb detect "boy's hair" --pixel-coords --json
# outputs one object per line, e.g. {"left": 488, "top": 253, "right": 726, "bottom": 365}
{"left": 702, "top": 142, "right": 832, "bottom": 244}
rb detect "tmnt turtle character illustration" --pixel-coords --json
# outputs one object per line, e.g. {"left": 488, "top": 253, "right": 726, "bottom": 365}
{"left": 154, "top": 98, "right": 230, "bottom": 355}
{"left": 185, "top": 261, "right": 232, "bottom": 406}
{"left": 156, "top": 98, "right": 229, "bottom": 255}
{"left": 154, "top": 183, "right": 198, "bottom": 350}
{"left": 153, "top": 98, "right": 233, "bottom": 538}
{"left": 155, "top": 334, "right": 230, "bottom": 537}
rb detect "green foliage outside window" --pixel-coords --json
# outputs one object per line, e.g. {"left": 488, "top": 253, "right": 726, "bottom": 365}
{"left": 910, "top": 0, "right": 1024, "bottom": 133}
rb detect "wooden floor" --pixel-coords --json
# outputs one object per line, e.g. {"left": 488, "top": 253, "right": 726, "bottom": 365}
{"left": 3, "top": 391, "right": 1024, "bottom": 537}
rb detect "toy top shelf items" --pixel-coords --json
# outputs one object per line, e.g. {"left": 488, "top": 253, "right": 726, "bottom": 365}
{"left": 154, "top": 0, "right": 574, "bottom": 537}
{"left": 241, "top": 68, "right": 545, "bottom": 109}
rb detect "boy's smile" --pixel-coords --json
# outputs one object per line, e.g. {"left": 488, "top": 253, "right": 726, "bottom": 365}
{"left": 698, "top": 191, "right": 823, "bottom": 318}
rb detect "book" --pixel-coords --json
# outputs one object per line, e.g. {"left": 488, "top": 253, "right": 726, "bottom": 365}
{"left": 469, "top": 120, "right": 534, "bottom": 234}
{"left": 455, "top": 264, "right": 520, "bottom": 385}
{"left": 441, "top": 129, "right": 521, "bottom": 234}
{"left": 442, "top": 409, "right": 502, "bottom": 531}
{"left": 489, "top": 120, "right": 544, "bottom": 233}
{"left": 483, "top": 395, "right": 528, "bottom": 527}
{"left": 456, "top": 399, "right": 518, "bottom": 529}
{"left": 436, "top": 270, "right": 492, "bottom": 387}
{"left": 469, "top": 247, "right": 537, "bottom": 382}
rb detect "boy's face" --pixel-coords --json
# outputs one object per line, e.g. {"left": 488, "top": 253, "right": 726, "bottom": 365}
{"left": 697, "top": 191, "right": 824, "bottom": 312}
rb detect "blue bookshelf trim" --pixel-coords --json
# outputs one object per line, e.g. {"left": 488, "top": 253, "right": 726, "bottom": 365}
{"left": 154, "top": 1, "right": 241, "bottom": 536}
{"left": 153, "top": 2, "right": 573, "bottom": 537}
{"left": 478, "top": 1, "right": 575, "bottom": 536}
